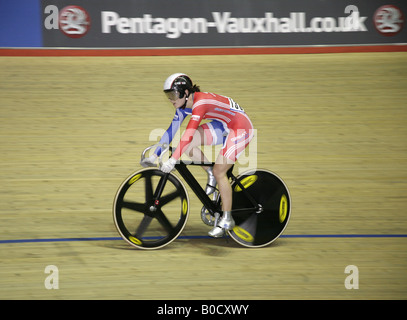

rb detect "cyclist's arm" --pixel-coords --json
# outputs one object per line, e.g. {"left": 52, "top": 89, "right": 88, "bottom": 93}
{"left": 171, "top": 109, "right": 204, "bottom": 160}
{"left": 154, "top": 109, "right": 188, "bottom": 156}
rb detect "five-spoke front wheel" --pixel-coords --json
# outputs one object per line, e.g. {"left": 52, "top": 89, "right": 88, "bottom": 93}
{"left": 113, "top": 168, "right": 190, "bottom": 250}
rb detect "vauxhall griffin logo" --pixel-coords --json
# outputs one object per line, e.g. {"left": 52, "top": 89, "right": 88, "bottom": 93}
{"left": 44, "top": 5, "right": 91, "bottom": 38}
{"left": 373, "top": 5, "right": 404, "bottom": 36}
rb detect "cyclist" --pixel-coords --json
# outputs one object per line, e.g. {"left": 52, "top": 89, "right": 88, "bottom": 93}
{"left": 141, "top": 73, "right": 254, "bottom": 237}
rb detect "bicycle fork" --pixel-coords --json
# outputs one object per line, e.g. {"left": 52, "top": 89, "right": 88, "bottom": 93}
{"left": 149, "top": 173, "right": 169, "bottom": 212}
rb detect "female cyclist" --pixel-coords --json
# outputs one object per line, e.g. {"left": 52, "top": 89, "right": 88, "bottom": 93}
{"left": 141, "top": 73, "right": 254, "bottom": 237}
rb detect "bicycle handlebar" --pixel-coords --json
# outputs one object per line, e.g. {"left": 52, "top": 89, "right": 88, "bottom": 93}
{"left": 140, "top": 143, "right": 171, "bottom": 168}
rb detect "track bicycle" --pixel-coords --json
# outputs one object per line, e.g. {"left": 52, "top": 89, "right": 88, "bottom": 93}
{"left": 113, "top": 143, "right": 291, "bottom": 250}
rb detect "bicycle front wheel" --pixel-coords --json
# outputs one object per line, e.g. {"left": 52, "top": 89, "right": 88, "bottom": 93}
{"left": 228, "top": 169, "right": 291, "bottom": 248}
{"left": 113, "top": 168, "right": 190, "bottom": 250}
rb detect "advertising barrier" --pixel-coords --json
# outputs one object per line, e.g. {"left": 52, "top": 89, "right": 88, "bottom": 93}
{"left": 0, "top": 0, "right": 406, "bottom": 54}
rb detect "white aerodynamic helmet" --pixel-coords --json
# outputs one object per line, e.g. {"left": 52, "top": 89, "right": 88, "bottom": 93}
{"left": 163, "top": 73, "right": 193, "bottom": 100}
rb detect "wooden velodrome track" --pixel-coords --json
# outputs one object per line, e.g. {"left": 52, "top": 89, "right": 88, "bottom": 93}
{"left": 0, "top": 52, "right": 406, "bottom": 300}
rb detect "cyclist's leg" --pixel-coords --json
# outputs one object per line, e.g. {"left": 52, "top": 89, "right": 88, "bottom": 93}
{"left": 215, "top": 130, "right": 244, "bottom": 224}
{"left": 209, "top": 126, "right": 254, "bottom": 237}
{"left": 209, "top": 155, "right": 234, "bottom": 237}
{"left": 213, "top": 155, "right": 234, "bottom": 212}
{"left": 184, "top": 126, "right": 210, "bottom": 170}
{"left": 185, "top": 121, "right": 226, "bottom": 194}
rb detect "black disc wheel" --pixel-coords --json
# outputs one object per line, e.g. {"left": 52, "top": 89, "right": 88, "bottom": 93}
{"left": 228, "top": 169, "right": 291, "bottom": 248}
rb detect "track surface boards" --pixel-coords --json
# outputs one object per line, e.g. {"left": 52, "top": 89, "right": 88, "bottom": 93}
{"left": 0, "top": 53, "right": 406, "bottom": 299}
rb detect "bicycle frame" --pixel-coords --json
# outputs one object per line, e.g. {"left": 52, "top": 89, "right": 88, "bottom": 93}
{"left": 143, "top": 144, "right": 262, "bottom": 217}
{"left": 154, "top": 160, "right": 262, "bottom": 217}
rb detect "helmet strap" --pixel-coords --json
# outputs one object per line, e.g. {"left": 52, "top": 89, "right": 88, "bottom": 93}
{"left": 180, "top": 96, "right": 188, "bottom": 109}
{"left": 180, "top": 90, "right": 191, "bottom": 109}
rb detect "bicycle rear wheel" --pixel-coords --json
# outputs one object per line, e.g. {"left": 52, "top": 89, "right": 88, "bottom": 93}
{"left": 228, "top": 169, "right": 291, "bottom": 248}
{"left": 113, "top": 168, "right": 190, "bottom": 250}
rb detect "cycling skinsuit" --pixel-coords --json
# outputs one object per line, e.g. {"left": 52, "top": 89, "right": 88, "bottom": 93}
{"left": 170, "top": 92, "right": 254, "bottom": 162}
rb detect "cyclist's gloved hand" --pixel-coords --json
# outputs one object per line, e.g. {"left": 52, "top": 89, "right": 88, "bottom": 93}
{"left": 161, "top": 157, "right": 176, "bottom": 173}
{"left": 140, "top": 154, "right": 157, "bottom": 167}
